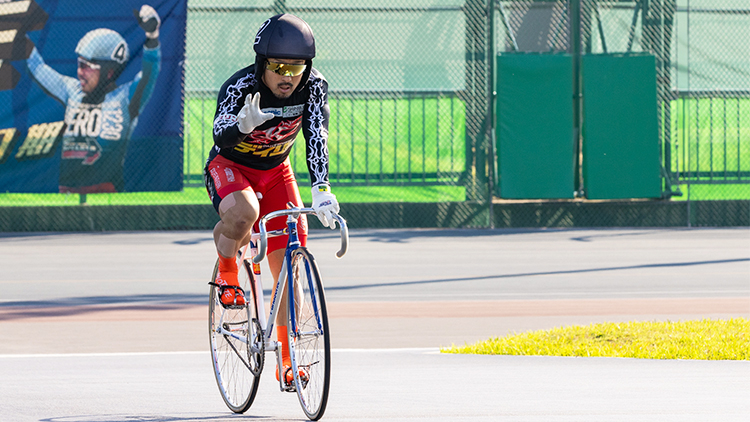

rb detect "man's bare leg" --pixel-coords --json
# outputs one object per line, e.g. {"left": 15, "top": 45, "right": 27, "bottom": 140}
{"left": 213, "top": 189, "right": 260, "bottom": 305}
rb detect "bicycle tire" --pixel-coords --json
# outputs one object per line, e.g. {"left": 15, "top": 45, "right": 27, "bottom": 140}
{"left": 286, "top": 247, "right": 331, "bottom": 420}
{"left": 208, "top": 255, "right": 262, "bottom": 413}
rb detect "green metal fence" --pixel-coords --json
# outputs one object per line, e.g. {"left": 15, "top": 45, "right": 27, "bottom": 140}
{"left": 187, "top": 90, "right": 467, "bottom": 187}
{"left": 672, "top": 93, "right": 750, "bottom": 183}
{"left": 670, "top": 1, "right": 750, "bottom": 190}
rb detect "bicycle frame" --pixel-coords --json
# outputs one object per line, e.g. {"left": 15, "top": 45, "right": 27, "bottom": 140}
{"left": 221, "top": 206, "right": 347, "bottom": 390}
{"left": 209, "top": 204, "right": 347, "bottom": 419}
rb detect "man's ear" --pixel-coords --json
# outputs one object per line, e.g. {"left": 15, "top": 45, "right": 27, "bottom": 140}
{"left": 108, "top": 69, "right": 115, "bottom": 79}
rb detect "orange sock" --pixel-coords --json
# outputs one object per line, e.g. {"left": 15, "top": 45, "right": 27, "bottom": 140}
{"left": 277, "top": 325, "right": 291, "bottom": 366}
{"left": 276, "top": 325, "right": 293, "bottom": 382}
{"left": 218, "top": 254, "right": 237, "bottom": 274}
{"left": 216, "top": 253, "right": 244, "bottom": 306}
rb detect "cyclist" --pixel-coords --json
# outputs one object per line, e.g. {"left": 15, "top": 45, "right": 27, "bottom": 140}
{"left": 204, "top": 14, "right": 339, "bottom": 384}
{"left": 25, "top": 5, "right": 161, "bottom": 193}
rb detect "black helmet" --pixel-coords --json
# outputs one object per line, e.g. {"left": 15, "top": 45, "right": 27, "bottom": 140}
{"left": 253, "top": 14, "right": 315, "bottom": 92}
{"left": 254, "top": 14, "right": 315, "bottom": 59}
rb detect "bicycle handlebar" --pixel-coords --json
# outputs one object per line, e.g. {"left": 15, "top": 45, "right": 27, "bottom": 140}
{"left": 252, "top": 207, "right": 349, "bottom": 264}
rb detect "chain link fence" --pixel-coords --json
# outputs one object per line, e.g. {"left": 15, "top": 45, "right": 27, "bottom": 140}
{"left": 0, "top": 0, "right": 747, "bottom": 230}
{"left": 579, "top": 0, "right": 749, "bottom": 199}
{"left": 495, "top": 0, "right": 748, "bottom": 203}
{"left": 669, "top": 0, "right": 750, "bottom": 203}
{"left": 184, "top": 0, "right": 489, "bottom": 207}
{"left": 181, "top": 0, "right": 493, "bottom": 229}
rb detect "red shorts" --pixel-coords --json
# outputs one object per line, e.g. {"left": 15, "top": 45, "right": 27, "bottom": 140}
{"left": 205, "top": 154, "right": 307, "bottom": 253}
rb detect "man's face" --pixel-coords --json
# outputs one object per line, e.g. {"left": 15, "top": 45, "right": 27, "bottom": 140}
{"left": 262, "top": 58, "right": 306, "bottom": 99}
{"left": 77, "top": 57, "right": 101, "bottom": 93}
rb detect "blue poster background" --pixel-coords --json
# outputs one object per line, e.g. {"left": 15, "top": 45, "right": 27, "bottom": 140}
{"left": 0, "top": 0, "right": 186, "bottom": 193}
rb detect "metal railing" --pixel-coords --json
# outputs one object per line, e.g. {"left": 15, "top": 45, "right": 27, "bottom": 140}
{"left": 670, "top": 90, "right": 750, "bottom": 184}
{"left": 668, "top": 2, "right": 750, "bottom": 187}
{"left": 183, "top": 90, "right": 467, "bottom": 188}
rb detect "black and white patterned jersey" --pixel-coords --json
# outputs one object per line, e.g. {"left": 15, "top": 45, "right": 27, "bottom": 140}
{"left": 209, "top": 64, "right": 330, "bottom": 187}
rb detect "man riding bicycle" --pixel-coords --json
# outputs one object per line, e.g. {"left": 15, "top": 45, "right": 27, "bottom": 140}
{"left": 204, "top": 14, "right": 339, "bottom": 384}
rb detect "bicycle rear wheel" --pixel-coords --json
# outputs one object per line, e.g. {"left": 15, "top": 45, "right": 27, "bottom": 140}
{"left": 287, "top": 247, "right": 331, "bottom": 420}
{"left": 209, "top": 255, "right": 262, "bottom": 413}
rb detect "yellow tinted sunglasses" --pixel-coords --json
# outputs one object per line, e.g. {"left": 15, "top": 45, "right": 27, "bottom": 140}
{"left": 265, "top": 61, "right": 307, "bottom": 77}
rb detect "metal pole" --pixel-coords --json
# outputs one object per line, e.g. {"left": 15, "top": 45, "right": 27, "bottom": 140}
{"left": 464, "top": 0, "right": 490, "bottom": 202}
{"left": 571, "top": 0, "right": 584, "bottom": 197}
{"left": 487, "top": 0, "right": 496, "bottom": 228}
{"left": 686, "top": 0, "right": 691, "bottom": 227}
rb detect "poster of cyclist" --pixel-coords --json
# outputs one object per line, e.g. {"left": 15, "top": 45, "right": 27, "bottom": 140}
{"left": 0, "top": 0, "right": 186, "bottom": 193}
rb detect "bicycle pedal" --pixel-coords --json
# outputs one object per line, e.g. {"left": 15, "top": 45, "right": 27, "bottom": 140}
{"left": 210, "top": 282, "right": 247, "bottom": 309}
{"left": 282, "top": 367, "right": 309, "bottom": 390}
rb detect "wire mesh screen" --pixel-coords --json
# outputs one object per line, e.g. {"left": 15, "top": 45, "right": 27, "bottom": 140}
{"left": 184, "top": 0, "right": 491, "bottom": 213}
{"left": 493, "top": 0, "right": 748, "bottom": 204}
{"left": 1, "top": 0, "right": 746, "bottom": 230}
{"left": 669, "top": 0, "right": 750, "bottom": 201}
{"left": 496, "top": 0, "right": 570, "bottom": 52}
{"left": 576, "top": 0, "right": 749, "bottom": 202}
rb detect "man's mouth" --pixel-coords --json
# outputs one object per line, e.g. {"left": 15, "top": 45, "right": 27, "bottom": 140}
{"left": 278, "top": 83, "right": 293, "bottom": 91}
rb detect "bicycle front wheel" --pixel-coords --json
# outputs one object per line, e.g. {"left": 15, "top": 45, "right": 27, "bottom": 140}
{"left": 208, "top": 256, "right": 262, "bottom": 413}
{"left": 287, "top": 247, "right": 331, "bottom": 420}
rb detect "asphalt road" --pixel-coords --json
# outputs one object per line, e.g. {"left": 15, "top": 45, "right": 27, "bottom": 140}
{"left": 0, "top": 228, "right": 748, "bottom": 421}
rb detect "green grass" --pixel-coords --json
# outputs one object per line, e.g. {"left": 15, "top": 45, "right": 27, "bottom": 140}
{"left": 0, "top": 185, "right": 466, "bottom": 206}
{"left": 669, "top": 183, "right": 750, "bottom": 201}
{"left": 0, "top": 189, "right": 211, "bottom": 206}
{"left": 442, "top": 318, "right": 750, "bottom": 360}
{"left": 2, "top": 180, "right": 746, "bottom": 206}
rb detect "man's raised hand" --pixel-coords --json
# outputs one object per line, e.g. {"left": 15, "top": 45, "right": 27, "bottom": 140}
{"left": 137, "top": 5, "right": 160, "bottom": 39}
{"left": 238, "top": 92, "right": 274, "bottom": 134}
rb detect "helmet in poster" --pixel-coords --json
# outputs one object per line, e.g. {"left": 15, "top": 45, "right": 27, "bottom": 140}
{"left": 75, "top": 28, "right": 130, "bottom": 66}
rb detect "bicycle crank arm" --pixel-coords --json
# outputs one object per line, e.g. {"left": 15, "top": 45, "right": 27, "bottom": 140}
{"left": 215, "top": 326, "right": 248, "bottom": 344}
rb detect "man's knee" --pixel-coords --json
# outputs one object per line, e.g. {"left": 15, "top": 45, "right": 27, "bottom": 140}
{"left": 219, "top": 190, "right": 260, "bottom": 234}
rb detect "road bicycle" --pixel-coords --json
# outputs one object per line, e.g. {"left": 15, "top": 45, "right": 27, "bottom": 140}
{"left": 208, "top": 205, "right": 348, "bottom": 420}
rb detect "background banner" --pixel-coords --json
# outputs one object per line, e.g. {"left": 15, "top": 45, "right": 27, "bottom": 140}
{"left": 0, "top": 0, "right": 186, "bottom": 193}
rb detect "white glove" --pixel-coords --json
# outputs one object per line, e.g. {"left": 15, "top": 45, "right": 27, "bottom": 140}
{"left": 138, "top": 5, "right": 161, "bottom": 39}
{"left": 311, "top": 185, "right": 340, "bottom": 229}
{"left": 238, "top": 92, "right": 274, "bottom": 134}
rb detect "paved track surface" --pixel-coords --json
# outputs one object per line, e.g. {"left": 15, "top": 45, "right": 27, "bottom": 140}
{"left": 1, "top": 350, "right": 748, "bottom": 422}
{"left": 1, "top": 228, "right": 748, "bottom": 421}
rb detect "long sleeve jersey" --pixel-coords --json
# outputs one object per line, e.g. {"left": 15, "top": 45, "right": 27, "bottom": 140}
{"left": 27, "top": 45, "right": 161, "bottom": 190}
{"left": 210, "top": 64, "right": 330, "bottom": 188}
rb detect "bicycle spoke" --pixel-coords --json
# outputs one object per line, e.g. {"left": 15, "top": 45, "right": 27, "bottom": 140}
{"left": 209, "top": 257, "right": 261, "bottom": 413}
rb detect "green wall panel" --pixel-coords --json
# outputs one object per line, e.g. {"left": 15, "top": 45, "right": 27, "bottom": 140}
{"left": 582, "top": 54, "right": 662, "bottom": 199}
{"left": 496, "top": 54, "right": 575, "bottom": 199}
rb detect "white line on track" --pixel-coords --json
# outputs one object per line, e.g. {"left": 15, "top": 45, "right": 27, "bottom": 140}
{"left": 0, "top": 348, "right": 440, "bottom": 359}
